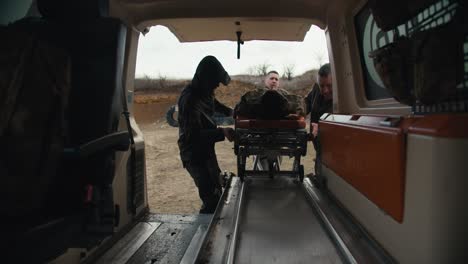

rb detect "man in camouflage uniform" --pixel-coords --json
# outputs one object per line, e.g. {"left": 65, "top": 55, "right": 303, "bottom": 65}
{"left": 235, "top": 71, "right": 305, "bottom": 119}
{"left": 234, "top": 70, "right": 305, "bottom": 171}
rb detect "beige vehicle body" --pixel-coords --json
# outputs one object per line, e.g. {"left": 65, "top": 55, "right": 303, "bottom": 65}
{"left": 2, "top": 0, "right": 467, "bottom": 263}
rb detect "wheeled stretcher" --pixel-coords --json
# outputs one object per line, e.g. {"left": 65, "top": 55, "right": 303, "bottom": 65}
{"left": 234, "top": 116, "right": 308, "bottom": 182}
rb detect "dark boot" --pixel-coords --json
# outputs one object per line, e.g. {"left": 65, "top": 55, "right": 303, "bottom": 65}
{"left": 199, "top": 193, "right": 220, "bottom": 214}
{"left": 199, "top": 203, "right": 216, "bottom": 214}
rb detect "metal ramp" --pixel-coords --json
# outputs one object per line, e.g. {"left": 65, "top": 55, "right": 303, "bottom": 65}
{"left": 183, "top": 176, "right": 393, "bottom": 264}
{"left": 233, "top": 177, "right": 342, "bottom": 263}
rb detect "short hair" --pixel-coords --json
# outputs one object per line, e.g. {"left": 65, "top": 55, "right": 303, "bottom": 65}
{"left": 266, "top": 70, "right": 279, "bottom": 76}
{"left": 318, "top": 63, "right": 331, "bottom": 77}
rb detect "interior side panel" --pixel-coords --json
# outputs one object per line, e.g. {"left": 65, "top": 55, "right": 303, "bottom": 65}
{"left": 320, "top": 114, "right": 415, "bottom": 222}
{"left": 324, "top": 118, "right": 468, "bottom": 263}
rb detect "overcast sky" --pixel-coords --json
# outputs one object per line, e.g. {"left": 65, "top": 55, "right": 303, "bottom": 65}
{"left": 136, "top": 25, "right": 329, "bottom": 79}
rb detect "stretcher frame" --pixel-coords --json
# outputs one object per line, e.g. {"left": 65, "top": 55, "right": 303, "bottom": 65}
{"left": 234, "top": 118, "right": 308, "bottom": 182}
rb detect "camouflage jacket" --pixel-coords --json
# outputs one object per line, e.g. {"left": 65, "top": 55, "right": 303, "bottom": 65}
{"left": 235, "top": 88, "right": 305, "bottom": 119}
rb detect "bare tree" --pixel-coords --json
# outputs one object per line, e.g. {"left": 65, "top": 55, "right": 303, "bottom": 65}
{"left": 138, "top": 74, "right": 155, "bottom": 90}
{"left": 246, "top": 65, "right": 257, "bottom": 76}
{"left": 259, "top": 62, "right": 271, "bottom": 76}
{"left": 283, "top": 64, "right": 295, "bottom": 81}
{"left": 157, "top": 72, "right": 167, "bottom": 89}
{"left": 248, "top": 62, "right": 271, "bottom": 76}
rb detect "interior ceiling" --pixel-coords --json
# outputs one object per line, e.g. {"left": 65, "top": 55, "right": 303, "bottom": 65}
{"left": 113, "top": 0, "right": 330, "bottom": 42}
{"left": 151, "top": 18, "right": 313, "bottom": 42}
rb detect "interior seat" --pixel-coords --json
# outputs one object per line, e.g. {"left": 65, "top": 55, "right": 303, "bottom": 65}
{"left": 4, "top": 0, "right": 131, "bottom": 261}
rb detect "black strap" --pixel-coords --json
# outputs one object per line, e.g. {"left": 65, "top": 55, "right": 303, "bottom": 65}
{"left": 120, "top": 77, "right": 137, "bottom": 215}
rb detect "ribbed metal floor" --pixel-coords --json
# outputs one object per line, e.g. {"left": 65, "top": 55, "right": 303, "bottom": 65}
{"left": 93, "top": 214, "right": 212, "bottom": 264}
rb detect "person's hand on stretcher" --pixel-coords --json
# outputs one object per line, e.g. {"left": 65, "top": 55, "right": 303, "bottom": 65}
{"left": 308, "top": 122, "right": 318, "bottom": 141}
{"left": 282, "top": 114, "right": 317, "bottom": 140}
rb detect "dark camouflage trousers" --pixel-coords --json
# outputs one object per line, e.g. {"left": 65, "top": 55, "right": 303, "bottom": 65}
{"left": 184, "top": 158, "right": 222, "bottom": 212}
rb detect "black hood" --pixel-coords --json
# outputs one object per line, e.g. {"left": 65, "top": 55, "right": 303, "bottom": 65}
{"left": 191, "top": 55, "right": 230, "bottom": 95}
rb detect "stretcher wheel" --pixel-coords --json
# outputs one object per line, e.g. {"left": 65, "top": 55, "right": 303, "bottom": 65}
{"left": 237, "top": 153, "right": 245, "bottom": 182}
{"left": 239, "top": 171, "right": 244, "bottom": 182}
{"left": 268, "top": 162, "right": 274, "bottom": 179}
{"left": 239, "top": 168, "right": 245, "bottom": 182}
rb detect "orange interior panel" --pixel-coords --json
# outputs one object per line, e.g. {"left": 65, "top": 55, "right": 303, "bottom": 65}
{"left": 235, "top": 116, "right": 306, "bottom": 129}
{"left": 320, "top": 115, "right": 414, "bottom": 223}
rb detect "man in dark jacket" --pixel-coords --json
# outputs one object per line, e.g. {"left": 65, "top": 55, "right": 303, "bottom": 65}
{"left": 177, "top": 56, "right": 234, "bottom": 214}
{"left": 304, "top": 63, "right": 333, "bottom": 186}
{"left": 305, "top": 63, "right": 333, "bottom": 147}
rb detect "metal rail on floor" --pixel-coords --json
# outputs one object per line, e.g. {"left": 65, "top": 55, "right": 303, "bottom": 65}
{"left": 184, "top": 175, "right": 394, "bottom": 264}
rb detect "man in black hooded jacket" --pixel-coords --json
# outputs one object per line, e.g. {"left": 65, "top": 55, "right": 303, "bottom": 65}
{"left": 177, "top": 56, "right": 234, "bottom": 214}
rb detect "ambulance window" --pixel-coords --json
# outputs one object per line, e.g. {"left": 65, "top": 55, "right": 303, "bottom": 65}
{"left": 355, "top": 1, "right": 466, "bottom": 103}
{"left": 354, "top": 4, "right": 392, "bottom": 101}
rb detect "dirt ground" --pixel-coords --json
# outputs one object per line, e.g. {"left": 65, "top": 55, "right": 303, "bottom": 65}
{"left": 133, "top": 89, "right": 316, "bottom": 214}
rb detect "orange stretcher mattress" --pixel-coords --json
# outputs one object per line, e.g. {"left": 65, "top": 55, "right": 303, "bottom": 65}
{"left": 235, "top": 115, "right": 306, "bottom": 129}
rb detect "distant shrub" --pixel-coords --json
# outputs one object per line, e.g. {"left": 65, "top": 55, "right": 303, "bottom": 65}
{"left": 134, "top": 75, "right": 188, "bottom": 92}
{"left": 134, "top": 68, "right": 319, "bottom": 97}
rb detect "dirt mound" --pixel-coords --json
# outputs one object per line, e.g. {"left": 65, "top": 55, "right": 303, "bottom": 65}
{"left": 215, "top": 80, "right": 257, "bottom": 107}
{"left": 133, "top": 92, "right": 178, "bottom": 125}
{"left": 133, "top": 78, "right": 313, "bottom": 124}
{"left": 134, "top": 93, "right": 178, "bottom": 104}
{"left": 133, "top": 80, "right": 258, "bottom": 122}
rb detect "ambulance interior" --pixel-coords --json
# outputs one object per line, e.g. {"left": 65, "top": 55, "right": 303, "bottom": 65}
{"left": 2, "top": 0, "right": 467, "bottom": 263}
